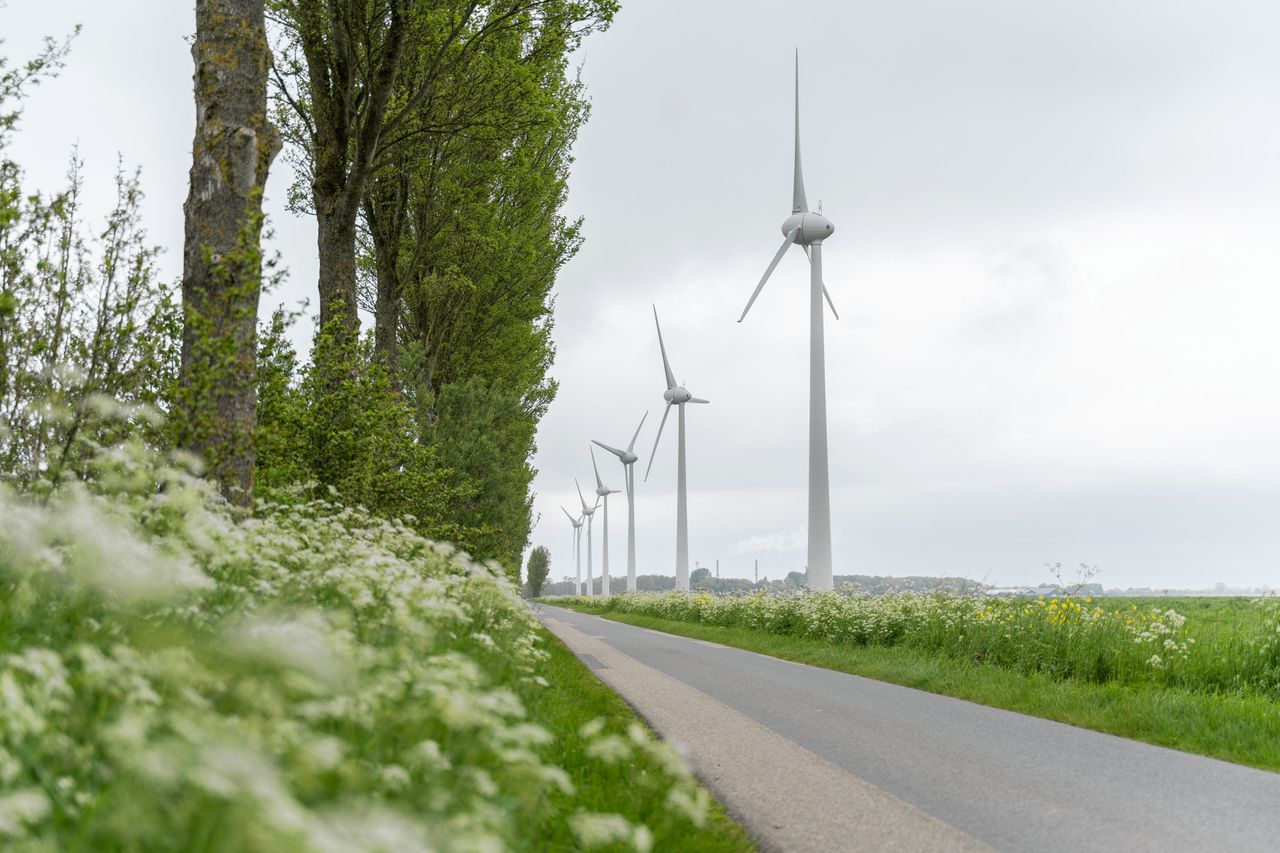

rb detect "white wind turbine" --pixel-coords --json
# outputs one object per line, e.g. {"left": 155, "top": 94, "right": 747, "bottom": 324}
{"left": 575, "top": 479, "right": 600, "bottom": 597}
{"left": 592, "top": 411, "right": 648, "bottom": 593}
{"left": 738, "top": 51, "right": 840, "bottom": 591}
{"left": 645, "top": 307, "right": 708, "bottom": 591}
{"left": 590, "top": 446, "right": 621, "bottom": 597}
{"left": 561, "top": 506, "right": 584, "bottom": 595}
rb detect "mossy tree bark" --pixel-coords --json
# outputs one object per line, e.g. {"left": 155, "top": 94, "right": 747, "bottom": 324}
{"left": 180, "top": 0, "right": 280, "bottom": 507}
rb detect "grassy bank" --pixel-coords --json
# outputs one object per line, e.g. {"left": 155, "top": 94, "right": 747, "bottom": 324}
{"left": 527, "top": 627, "right": 753, "bottom": 851}
{"left": 547, "top": 596, "right": 1280, "bottom": 773}
{"left": 0, "top": 440, "right": 751, "bottom": 851}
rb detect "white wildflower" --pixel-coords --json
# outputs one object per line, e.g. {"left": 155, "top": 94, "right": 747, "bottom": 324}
{"left": 539, "top": 765, "right": 576, "bottom": 797}
{"left": 225, "top": 612, "right": 351, "bottom": 685}
{"left": 0, "top": 788, "right": 51, "bottom": 838}
{"left": 665, "top": 786, "right": 710, "bottom": 827}
{"left": 379, "top": 764, "right": 411, "bottom": 792}
{"left": 579, "top": 717, "right": 606, "bottom": 739}
{"left": 586, "top": 735, "right": 632, "bottom": 765}
{"left": 571, "top": 811, "right": 647, "bottom": 850}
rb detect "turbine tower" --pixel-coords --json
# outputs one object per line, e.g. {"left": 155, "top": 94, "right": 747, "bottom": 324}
{"left": 738, "top": 51, "right": 840, "bottom": 591}
{"left": 562, "top": 506, "right": 584, "bottom": 594}
{"left": 590, "top": 446, "right": 621, "bottom": 597}
{"left": 576, "top": 479, "right": 600, "bottom": 597}
{"left": 592, "top": 411, "right": 648, "bottom": 592}
{"left": 645, "top": 307, "right": 709, "bottom": 591}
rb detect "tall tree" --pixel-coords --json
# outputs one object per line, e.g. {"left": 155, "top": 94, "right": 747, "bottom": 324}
{"left": 398, "top": 64, "right": 586, "bottom": 566}
{"left": 525, "top": 544, "right": 549, "bottom": 597}
{"left": 180, "top": 0, "right": 280, "bottom": 507}
{"left": 268, "top": 0, "right": 616, "bottom": 347}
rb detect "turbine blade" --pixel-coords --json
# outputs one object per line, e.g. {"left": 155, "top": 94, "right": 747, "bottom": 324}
{"left": 739, "top": 228, "right": 798, "bottom": 322}
{"left": 653, "top": 306, "right": 676, "bottom": 390}
{"left": 591, "top": 439, "right": 626, "bottom": 459}
{"left": 803, "top": 245, "right": 839, "bottom": 320}
{"left": 575, "top": 478, "right": 588, "bottom": 512}
{"left": 627, "top": 410, "right": 649, "bottom": 453}
{"left": 590, "top": 445, "right": 604, "bottom": 489}
{"left": 645, "top": 402, "right": 673, "bottom": 482}
{"left": 689, "top": 397, "right": 709, "bottom": 404}
{"left": 793, "top": 49, "right": 808, "bottom": 215}
{"left": 562, "top": 505, "right": 576, "bottom": 524}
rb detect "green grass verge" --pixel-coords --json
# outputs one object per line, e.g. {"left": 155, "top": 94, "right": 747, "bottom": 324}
{"left": 551, "top": 604, "right": 1280, "bottom": 774}
{"left": 525, "top": 625, "right": 755, "bottom": 851}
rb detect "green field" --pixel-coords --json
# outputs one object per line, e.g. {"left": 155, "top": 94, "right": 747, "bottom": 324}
{"left": 545, "top": 592, "right": 1280, "bottom": 773}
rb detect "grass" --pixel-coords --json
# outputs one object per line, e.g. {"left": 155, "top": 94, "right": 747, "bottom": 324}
{"left": 549, "top": 600, "right": 1280, "bottom": 774}
{"left": 523, "top": 626, "right": 755, "bottom": 852}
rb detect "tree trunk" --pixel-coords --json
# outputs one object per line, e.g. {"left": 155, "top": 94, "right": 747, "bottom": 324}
{"left": 372, "top": 242, "right": 402, "bottom": 368}
{"left": 365, "top": 169, "right": 410, "bottom": 370}
{"left": 180, "top": 0, "right": 279, "bottom": 508}
{"left": 316, "top": 200, "right": 359, "bottom": 338}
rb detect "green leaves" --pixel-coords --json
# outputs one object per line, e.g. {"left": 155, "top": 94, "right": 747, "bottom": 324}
{"left": 525, "top": 545, "right": 550, "bottom": 597}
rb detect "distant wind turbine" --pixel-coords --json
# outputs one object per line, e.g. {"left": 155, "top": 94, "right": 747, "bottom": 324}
{"left": 576, "top": 479, "right": 600, "bottom": 597}
{"left": 737, "top": 51, "right": 839, "bottom": 591}
{"left": 561, "top": 506, "right": 584, "bottom": 594}
{"left": 592, "top": 411, "right": 648, "bottom": 592}
{"left": 645, "top": 307, "right": 708, "bottom": 591}
{"left": 590, "top": 446, "right": 621, "bottom": 596}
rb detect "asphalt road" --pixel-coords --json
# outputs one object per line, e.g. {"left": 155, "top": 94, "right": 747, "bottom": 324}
{"left": 538, "top": 605, "right": 1280, "bottom": 853}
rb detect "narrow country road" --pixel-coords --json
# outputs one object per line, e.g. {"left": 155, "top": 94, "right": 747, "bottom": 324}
{"left": 538, "top": 605, "right": 1280, "bottom": 853}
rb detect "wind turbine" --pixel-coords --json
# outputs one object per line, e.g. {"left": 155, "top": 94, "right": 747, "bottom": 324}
{"left": 737, "top": 51, "right": 839, "bottom": 591}
{"left": 590, "top": 446, "right": 621, "bottom": 596}
{"left": 575, "top": 479, "right": 600, "bottom": 597}
{"left": 645, "top": 307, "right": 709, "bottom": 591}
{"left": 562, "top": 506, "right": 584, "bottom": 595}
{"left": 592, "top": 411, "right": 648, "bottom": 593}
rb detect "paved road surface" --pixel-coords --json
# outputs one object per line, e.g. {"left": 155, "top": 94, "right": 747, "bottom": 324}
{"left": 538, "top": 605, "right": 1280, "bottom": 853}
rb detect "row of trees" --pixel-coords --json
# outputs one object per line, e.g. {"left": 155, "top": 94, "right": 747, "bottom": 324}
{"left": 1, "top": 1, "right": 616, "bottom": 577}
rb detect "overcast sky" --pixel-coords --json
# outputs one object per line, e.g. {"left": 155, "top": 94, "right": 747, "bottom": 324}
{"left": 6, "top": 1, "right": 1280, "bottom": 589}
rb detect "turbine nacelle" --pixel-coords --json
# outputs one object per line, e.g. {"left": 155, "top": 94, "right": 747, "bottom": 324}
{"left": 592, "top": 412, "right": 648, "bottom": 469}
{"left": 646, "top": 309, "right": 708, "bottom": 483}
{"left": 664, "top": 385, "right": 692, "bottom": 404}
{"left": 781, "top": 211, "right": 835, "bottom": 246}
{"left": 737, "top": 53, "right": 841, "bottom": 325}
{"left": 562, "top": 506, "right": 583, "bottom": 529}
{"left": 575, "top": 478, "right": 599, "bottom": 518}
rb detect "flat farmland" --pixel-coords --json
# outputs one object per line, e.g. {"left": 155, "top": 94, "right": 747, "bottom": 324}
{"left": 548, "top": 592, "right": 1280, "bottom": 770}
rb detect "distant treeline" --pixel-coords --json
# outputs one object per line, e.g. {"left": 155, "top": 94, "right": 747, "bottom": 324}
{"left": 541, "top": 571, "right": 988, "bottom": 596}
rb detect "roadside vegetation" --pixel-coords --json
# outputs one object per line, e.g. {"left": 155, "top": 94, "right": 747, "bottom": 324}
{"left": 0, "top": 432, "right": 749, "bottom": 850}
{"left": 546, "top": 591, "right": 1280, "bottom": 771}
{"left": 0, "top": 8, "right": 754, "bottom": 851}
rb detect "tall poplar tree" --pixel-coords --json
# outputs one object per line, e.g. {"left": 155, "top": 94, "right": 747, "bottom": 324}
{"left": 268, "top": 0, "right": 616, "bottom": 348}
{"left": 180, "top": 0, "right": 280, "bottom": 506}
